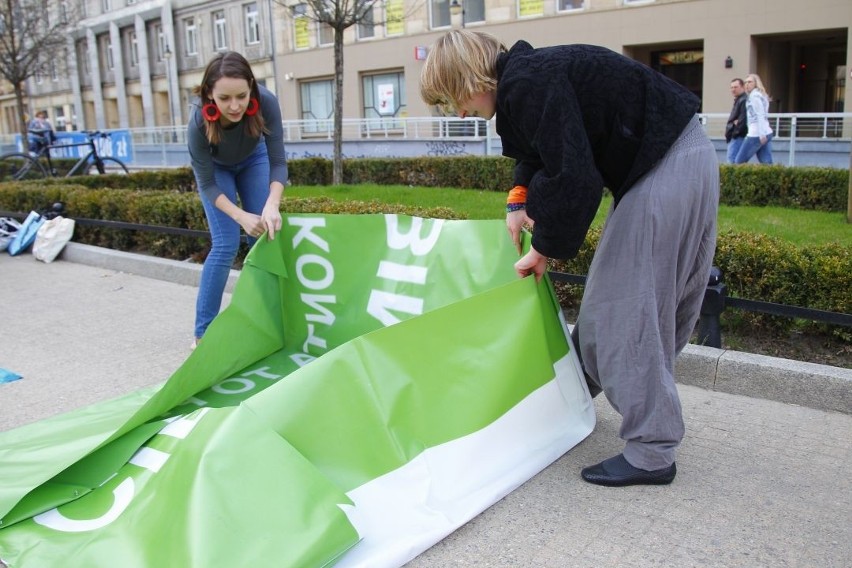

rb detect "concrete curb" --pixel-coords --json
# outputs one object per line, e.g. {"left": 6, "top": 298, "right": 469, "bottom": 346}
{"left": 60, "top": 242, "right": 852, "bottom": 415}
{"left": 676, "top": 345, "right": 852, "bottom": 415}
{"left": 60, "top": 242, "right": 240, "bottom": 292}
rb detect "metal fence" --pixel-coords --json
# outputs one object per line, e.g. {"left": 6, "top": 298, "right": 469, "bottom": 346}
{"left": 2, "top": 113, "right": 850, "bottom": 169}
{"left": 547, "top": 269, "right": 852, "bottom": 349}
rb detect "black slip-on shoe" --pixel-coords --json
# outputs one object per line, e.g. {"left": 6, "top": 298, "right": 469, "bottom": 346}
{"left": 581, "top": 453, "right": 676, "bottom": 487}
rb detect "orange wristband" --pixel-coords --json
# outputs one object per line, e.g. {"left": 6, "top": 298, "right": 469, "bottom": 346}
{"left": 507, "top": 185, "right": 527, "bottom": 204}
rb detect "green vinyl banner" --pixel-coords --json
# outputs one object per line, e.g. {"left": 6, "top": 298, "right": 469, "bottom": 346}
{"left": 0, "top": 214, "right": 596, "bottom": 567}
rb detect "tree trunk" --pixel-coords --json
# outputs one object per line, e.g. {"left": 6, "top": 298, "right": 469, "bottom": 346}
{"left": 14, "top": 84, "right": 28, "bottom": 152}
{"left": 847, "top": 147, "right": 851, "bottom": 223}
{"left": 333, "top": 28, "right": 345, "bottom": 185}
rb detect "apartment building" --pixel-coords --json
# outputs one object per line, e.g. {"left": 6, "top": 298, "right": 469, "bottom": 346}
{"left": 4, "top": 0, "right": 850, "bottom": 135}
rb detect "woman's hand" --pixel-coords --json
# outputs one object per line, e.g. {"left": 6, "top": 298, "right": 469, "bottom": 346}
{"left": 514, "top": 247, "right": 548, "bottom": 283}
{"left": 759, "top": 135, "right": 768, "bottom": 145}
{"left": 261, "top": 198, "right": 283, "bottom": 240}
{"left": 235, "top": 211, "right": 266, "bottom": 239}
{"left": 506, "top": 209, "right": 534, "bottom": 254}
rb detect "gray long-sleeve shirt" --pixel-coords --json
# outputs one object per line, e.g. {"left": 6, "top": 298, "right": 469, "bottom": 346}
{"left": 187, "top": 84, "right": 288, "bottom": 203}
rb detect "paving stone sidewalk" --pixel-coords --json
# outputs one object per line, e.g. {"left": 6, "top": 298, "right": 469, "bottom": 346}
{"left": 1, "top": 251, "right": 850, "bottom": 567}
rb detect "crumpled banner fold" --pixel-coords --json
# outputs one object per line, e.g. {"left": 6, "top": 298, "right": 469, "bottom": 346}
{"left": 0, "top": 214, "right": 594, "bottom": 567}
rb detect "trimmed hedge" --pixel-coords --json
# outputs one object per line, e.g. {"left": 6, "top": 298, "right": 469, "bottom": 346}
{"left": 719, "top": 164, "right": 848, "bottom": 211}
{"left": 548, "top": 226, "right": 851, "bottom": 341}
{"left": 1, "top": 162, "right": 849, "bottom": 341}
{"left": 17, "top": 158, "right": 846, "bottom": 212}
{"left": 0, "top": 183, "right": 462, "bottom": 261}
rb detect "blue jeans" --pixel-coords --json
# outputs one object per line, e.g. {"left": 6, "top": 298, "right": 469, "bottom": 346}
{"left": 734, "top": 134, "right": 773, "bottom": 164}
{"left": 726, "top": 137, "right": 745, "bottom": 163}
{"left": 194, "top": 143, "right": 270, "bottom": 338}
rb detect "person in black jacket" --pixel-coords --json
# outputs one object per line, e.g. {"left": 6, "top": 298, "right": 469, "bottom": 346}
{"left": 725, "top": 78, "right": 748, "bottom": 163}
{"left": 421, "top": 30, "right": 719, "bottom": 487}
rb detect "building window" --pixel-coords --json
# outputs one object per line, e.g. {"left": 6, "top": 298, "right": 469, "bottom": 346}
{"left": 300, "top": 79, "right": 334, "bottom": 133}
{"left": 558, "top": 0, "right": 584, "bottom": 11}
{"left": 466, "top": 0, "right": 485, "bottom": 24}
{"left": 213, "top": 10, "right": 228, "bottom": 50}
{"left": 129, "top": 30, "right": 139, "bottom": 66}
{"left": 357, "top": 4, "right": 375, "bottom": 39}
{"left": 155, "top": 23, "right": 167, "bottom": 61}
{"left": 518, "top": 0, "right": 543, "bottom": 18}
{"left": 318, "top": 22, "right": 333, "bottom": 46}
{"left": 54, "top": 106, "right": 66, "bottom": 129}
{"left": 105, "top": 37, "right": 114, "bottom": 70}
{"left": 78, "top": 41, "right": 89, "bottom": 74}
{"left": 430, "top": 0, "right": 451, "bottom": 29}
{"left": 184, "top": 17, "right": 198, "bottom": 55}
{"left": 362, "top": 71, "right": 406, "bottom": 126}
{"left": 385, "top": 0, "right": 404, "bottom": 36}
{"left": 244, "top": 3, "right": 260, "bottom": 45}
{"left": 294, "top": 15, "right": 309, "bottom": 50}
{"left": 59, "top": 1, "right": 68, "bottom": 24}
{"left": 102, "top": 0, "right": 111, "bottom": 12}
{"left": 50, "top": 59, "right": 58, "bottom": 81}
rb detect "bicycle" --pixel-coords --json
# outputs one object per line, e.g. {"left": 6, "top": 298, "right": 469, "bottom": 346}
{"left": 0, "top": 130, "right": 130, "bottom": 182}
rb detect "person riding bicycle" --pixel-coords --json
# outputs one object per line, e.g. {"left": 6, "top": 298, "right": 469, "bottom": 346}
{"left": 28, "top": 111, "right": 57, "bottom": 155}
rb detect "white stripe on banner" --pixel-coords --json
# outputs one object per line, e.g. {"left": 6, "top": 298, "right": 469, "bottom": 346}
{"left": 336, "top": 354, "right": 596, "bottom": 567}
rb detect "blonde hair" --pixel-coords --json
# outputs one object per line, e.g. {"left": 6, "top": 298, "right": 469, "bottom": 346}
{"left": 746, "top": 73, "right": 771, "bottom": 100}
{"left": 420, "top": 30, "right": 506, "bottom": 113}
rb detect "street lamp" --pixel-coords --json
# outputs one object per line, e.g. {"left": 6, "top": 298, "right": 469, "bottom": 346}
{"left": 162, "top": 43, "right": 177, "bottom": 139}
{"left": 449, "top": 0, "right": 465, "bottom": 28}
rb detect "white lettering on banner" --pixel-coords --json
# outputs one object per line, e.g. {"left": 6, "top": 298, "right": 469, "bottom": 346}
{"left": 385, "top": 214, "right": 443, "bottom": 255}
{"left": 296, "top": 254, "right": 334, "bottom": 290}
{"left": 33, "top": 410, "right": 210, "bottom": 533}
{"left": 128, "top": 447, "right": 170, "bottom": 473}
{"left": 291, "top": 352, "right": 317, "bottom": 367}
{"left": 366, "top": 215, "right": 441, "bottom": 327}
{"left": 288, "top": 217, "right": 339, "bottom": 365}
{"left": 182, "top": 396, "right": 208, "bottom": 408}
{"left": 302, "top": 294, "right": 336, "bottom": 325}
{"left": 290, "top": 217, "right": 330, "bottom": 252}
{"left": 367, "top": 290, "right": 425, "bottom": 327}
{"left": 212, "top": 378, "right": 256, "bottom": 395}
{"left": 95, "top": 137, "right": 113, "bottom": 157}
{"left": 377, "top": 261, "right": 428, "bottom": 284}
{"left": 241, "top": 367, "right": 280, "bottom": 380}
{"left": 303, "top": 324, "right": 328, "bottom": 353}
{"left": 34, "top": 479, "right": 135, "bottom": 533}
{"left": 179, "top": 367, "right": 282, "bottom": 408}
{"left": 116, "top": 138, "right": 128, "bottom": 158}
{"left": 160, "top": 409, "right": 210, "bottom": 438}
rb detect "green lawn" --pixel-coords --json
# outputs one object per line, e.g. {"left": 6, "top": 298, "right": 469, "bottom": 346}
{"left": 286, "top": 184, "right": 852, "bottom": 248}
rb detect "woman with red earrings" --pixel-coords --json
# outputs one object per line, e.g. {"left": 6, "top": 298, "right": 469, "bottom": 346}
{"left": 187, "top": 51, "right": 288, "bottom": 348}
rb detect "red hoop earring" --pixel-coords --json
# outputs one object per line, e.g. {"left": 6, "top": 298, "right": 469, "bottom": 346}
{"left": 244, "top": 98, "right": 260, "bottom": 116}
{"left": 202, "top": 102, "right": 221, "bottom": 122}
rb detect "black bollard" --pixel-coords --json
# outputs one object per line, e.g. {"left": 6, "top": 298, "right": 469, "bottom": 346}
{"left": 696, "top": 266, "right": 727, "bottom": 348}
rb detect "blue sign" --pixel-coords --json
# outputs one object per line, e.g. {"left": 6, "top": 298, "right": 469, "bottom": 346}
{"left": 15, "top": 130, "right": 134, "bottom": 164}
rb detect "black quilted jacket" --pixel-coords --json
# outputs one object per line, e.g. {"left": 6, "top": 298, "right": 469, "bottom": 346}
{"left": 495, "top": 41, "right": 700, "bottom": 259}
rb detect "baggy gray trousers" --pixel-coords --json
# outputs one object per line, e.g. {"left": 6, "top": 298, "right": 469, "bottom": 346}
{"left": 577, "top": 116, "right": 719, "bottom": 470}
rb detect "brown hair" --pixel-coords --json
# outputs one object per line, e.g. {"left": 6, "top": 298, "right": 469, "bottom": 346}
{"left": 193, "top": 51, "right": 266, "bottom": 145}
{"left": 420, "top": 30, "right": 506, "bottom": 114}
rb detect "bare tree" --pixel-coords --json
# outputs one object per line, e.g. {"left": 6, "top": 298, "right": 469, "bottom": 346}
{"left": 0, "top": 0, "right": 74, "bottom": 147}
{"left": 278, "top": 0, "right": 412, "bottom": 185}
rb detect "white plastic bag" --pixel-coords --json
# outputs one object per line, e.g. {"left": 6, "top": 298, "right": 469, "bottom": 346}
{"left": 32, "top": 216, "right": 75, "bottom": 263}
